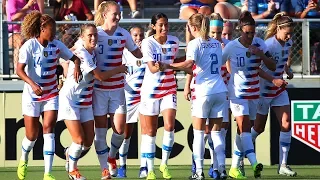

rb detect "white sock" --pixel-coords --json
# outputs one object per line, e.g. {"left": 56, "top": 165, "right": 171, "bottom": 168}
{"left": 161, "top": 130, "right": 174, "bottom": 165}
{"left": 94, "top": 128, "right": 109, "bottom": 170}
{"left": 207, "top": 134, "right": 216, "bottom": 169}
{"left": 21, "top": 137, "right": 36, "bottom": 161}
{"left": 251, "top": 127, "right": 259, "bottom": 142}
{"left": 43, "top": 133, "right": 55, "bottom": 174}
{"left": 68, "top": 142, "right": 83, "bottom": 172}
{"left": 231, "top": 134, "right": 243, "bottom": 168}
{"left": 193, "top": 129, "right": 204, "bottom": 175}
{"left": 144, "top": 135, "right": 156, "bottom": 171}
{"left": 240, "top": 132, "right": 257, "bottom": 166}
{"left": 140, "top": 135, "right": 147, "bottom": 168}
{"left": 119, "top": 137, "right": 131, "bottom": 166}
{"left": 221, "top": 128, "right": 228, "bottom": 144}
{"left": 109, "top": 132, "right": 125, "bottom": 158}
{"left": 211, "top": 131, "right": 225, "bottom": 170}
{"left": 279, "top": 131, "right": 291, "bottom": 165}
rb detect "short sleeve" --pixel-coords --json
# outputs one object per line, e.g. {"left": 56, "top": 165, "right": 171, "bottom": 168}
{"left": 81, "top": 50, "right": 97, "bottom": 74}
{"left": 222, "top": 42, "right": 232, "bottom": 65}
{"left": 141, "top": 39, "right": 155, "bottom": 62}
{"left": 258, "top": 39, "right": 268, "bottom": 53}
{"left": 124, "top": 30, "right": 138, "bottom": 52}
{"left": 186, "top": 40, "right": 197, "bottom": 62}
{"left": 18, "top": 42, "right": 31, "bottom": 64}
{"left": 248, "top": 0, "right": 258, "bottom": 14}
{"left": 56, "top": 40, "right": 74, "bottom": 60}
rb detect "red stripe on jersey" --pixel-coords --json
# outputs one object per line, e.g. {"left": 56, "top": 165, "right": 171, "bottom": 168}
{"left": 103, "top": 76, "right": 124, "bottom": 82}
{"left": 41, "top": 85, "right": 57, "bottom": 95}
{"left": 159, "top": 77, "right": 175, "bottom": 83}
{"left": 154, "top": 84, "right": 177, "bottom": 91}
{"left": 106, "top": 61, "right": 122, "bottom": 67}
{"left": 78, "top": 101, "right": 92, "bottom": 106}
{"left": 263, "top": 88, "right": 285, "bottom": 98}
{"left": 39, "top": 79, "right": 57, "bottom": 87}
{"left": 241, "top": 87, "right": 260, "bottom": 93}
{"left": 150, "top": 90, "right": 176, "bottom": 99}
{"left": 37, "top": 91, "right": 59, "bottom": 101}
{"left": 95, "top": 83, "right": 124, "bottom": 90}
{"left": 239, "top": 94, "right": 260, "bottom": 100}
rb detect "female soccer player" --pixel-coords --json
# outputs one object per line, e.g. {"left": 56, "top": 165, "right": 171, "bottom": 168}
{"left": 117, "top": 25, "right": 148, "bottom": 178}
{"left": 222, "top": 11, "right": 276, "bottom": 179}
{"left": 16, "top": 11, "right": 81, "bottom": 180}
{"left": 59, "top": 24, "right": 127, "bottom": 180}
{"left": 251, "top": 13, "right": 296, "bottom": 177}
{"left": 139, "top": 12, "right": 186, "bottom": 180}
{"left": 93, "top": 1, "right": 142, "bottom": 178}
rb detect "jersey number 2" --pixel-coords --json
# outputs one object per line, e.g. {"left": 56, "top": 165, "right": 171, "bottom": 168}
{"left": 210, "top": 53, "right": 218, "bottom": 74}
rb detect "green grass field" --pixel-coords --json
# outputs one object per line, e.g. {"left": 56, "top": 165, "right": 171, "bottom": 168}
{"left": 1, "top": 165, "right": 320, "bottom": 180}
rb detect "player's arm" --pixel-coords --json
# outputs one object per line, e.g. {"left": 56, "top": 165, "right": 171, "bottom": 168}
{"left": 184, "top": 73, "right": 193, "bottom": 101}
{"left": 91, "top": 65, "right": 127, "bottom": 81}
{"left": 260, "top": 51, "right": 276, "bottom": 71}
{"left": 258, "top": 68, "right": 287, "bottom": 88}
{"left": 130, "top": 47, "right": 143, "bottom": 59}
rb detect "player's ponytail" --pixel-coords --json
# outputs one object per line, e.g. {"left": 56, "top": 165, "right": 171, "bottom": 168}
{"left": 265, "top": 12, "right": 293, "bottom": 40}
{"left": 238, "top": 11, "right": 255, "bottom": 30}
{"left": 189, "top": 13, "right": 209, "bottom": 40}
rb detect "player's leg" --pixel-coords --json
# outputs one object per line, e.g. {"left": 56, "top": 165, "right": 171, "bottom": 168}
{"left": 252, "top": 97, "right": 271, "bottom": 142}
{"left": 139, "top": 113, "right": 148, "bottom": 178}
{"left": 118, "top": 123, "right": 134, "bottom": 178}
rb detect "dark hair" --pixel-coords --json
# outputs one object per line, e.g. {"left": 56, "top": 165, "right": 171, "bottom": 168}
{"left": 80, "top": 23, "right": 97, "bottom": 36}
{"left": 265, "top": 13, "right": 294, "bottom": 40}
{"left": 238, "top": 11, "right": 255, "bottom": 29}
{"left": 129, "top": 25, "right": 144, "bottom": 33}
{"left": 148, "top": 13, "right": 168, "bottom": 36}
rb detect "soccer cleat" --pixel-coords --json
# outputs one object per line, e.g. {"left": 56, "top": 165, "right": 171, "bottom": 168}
{"left": 146, "top": 170, "right": 156, "bottom": 180}
{"left": 229, "top": 167, "right": 247, "bottom": 179}
{"left": 208, "top": 164, "right": 220, "bottom": 179}
{"left": 17, "top": 160, "right": 28, "bottom": 180}
{"left": 191, "top": 159, "right": 196, "bottom": 173}
{"left": 101, "top": 168, "right": 112, "bottom": 180}
{"left": 279, "top": 165, "right": 297, "bottom": 177}
{"left": 68, "top": 169, "right": 86, "bottom": 180}
{"left": 189, "top": 172, "right": 205, "bottom": 180}
{"left": 108, "top": 157, "right": 118, "bottom": 177}
{"left": 139, "top": 167, "right": 148, "bottom": 178}
{"left": 219, "top": 170, "right": 228, "bottom": 180}
{"left": 239, "top": 159, "right": 245, "bottom": 176}
{"left": 253, "top": 163, "right": 263, "bottom": 178}
{"left": 159, "top": 164, "right": 172, "bottom": 179}
{"left": 117, "top": 165, "right": 127, "bottom": 178}
{"left": 43, "top": 173, "right": 56, "bottom": 180}
{"left": 65, "top": 147, "right": 69, "bottom": 172}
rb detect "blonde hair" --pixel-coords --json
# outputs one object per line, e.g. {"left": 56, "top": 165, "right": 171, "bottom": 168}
{"left": 189, "top": 13, "right": 209, "bottom": 40}
{"left": 265, "top": 12, "right": 293, "bottom": 40}
{"left": 21, "top": 11, "right": 55, "bottom": 40}
{"left": 209, "top": 13, "right": 223, "bottom": 21}
{"left": 94, "top": 1, "right": 118, "bottom": 26}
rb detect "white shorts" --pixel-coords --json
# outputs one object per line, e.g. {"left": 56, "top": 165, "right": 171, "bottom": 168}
{"left": 22, "top": 96, "right": 58, "bottom": 117}
{"left": 126, "top": 102, "right": 140, "bottom": 123}
{"left": 230, "top": 98, "right": 259, "bottom": 120}
{"left": 140, "top": 93, "right": 177, "bottom": 116}
{"left": 257, "top": 90, "right": 290, "bottom": 115}
{"left": 92, "top": 89, "right": 126, "bottom": 116}
{"left": 58, "top": 105, "right": 94, "bottom": 123}
{"left": 192, "top": 92, "right": 227, "bottom": 119}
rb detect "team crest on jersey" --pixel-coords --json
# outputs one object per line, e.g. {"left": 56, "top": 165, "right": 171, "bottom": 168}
{"left": 162, "top": 48, "right": 167, "bottom": 54}
{"left": 43, "top": 51, "right": 48, "bottom": 57}
{"left": 136, "top": 59, "right": 142, "bottom": 67}
{"left": 108, "top": 39, "right": 113, "bottom": 46}
{"left": 246, "top": 51, "right": 251, "bottom": 58}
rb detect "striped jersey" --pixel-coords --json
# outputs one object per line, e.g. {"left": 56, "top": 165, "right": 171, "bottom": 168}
{"left": 222, "top": 37, "right": 268, "bottom": 100}
{"left": 59, "top": 45, "right": 97, "bottom": 108}
{"left": 140, "top": 35, "right": 179, "bottom": 99}
{"left": 260, "top": 36, "right": 292, "bottom": 98}
{"left": 122, "top": 48, "right": 146, "bottom": 107}
{"left": 19, "top": 38, "right": 73, "bottom": 102}
{"left": 94, "top": 26, "right": 137, "bottom": 91}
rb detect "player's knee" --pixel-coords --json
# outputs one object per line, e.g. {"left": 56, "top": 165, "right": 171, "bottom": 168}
{"left": 164, "top": 124, "right": 175, "bottom": 132}
{"left": 42, "top": 122, "right": 55, "bottom": 134}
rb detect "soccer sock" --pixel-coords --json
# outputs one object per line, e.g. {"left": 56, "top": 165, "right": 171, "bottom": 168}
{"left": 207, "top": 134, "right": 216, "bottom": 169}
{"left": 279, "top": 131, "right": 291, "bottom": 165}
{"left": 193, "top": 129, "right": 205, "bottom": 175}
{"left": 119, "top": 137, "right": 131, "bottom": 166}
{"left": 144, "top": 135, "right": 156, "bottom": 171}
{"left": 220, "top": 128, "right": 228, "bottom": 144}
{"left": 231, "top": 133, "right": 244, "bottom": 168}
{"left": 240, "top": 132, "right": 257, "bottom": 166}
{"left": 94, "top": 128, "right": 109, "bottom": 170}
{"left": 251, "top": 127, "right": 259, "bottom": 142}
{"left": 21, "top": 137, "right": 36, "bottom": 161}
{"left": 211, "top": 131, "right": 226, "bottom": 171}
{"left": 43, "top": 133, "right": 55, "bottom": 174}
{"left": 109, "top": 132, "right": 125, "bottom": 159}
{"left": 68, "top": 142, "right": 83, "bottom": 172}
{"left": 161, "top": 130, "right": 174, "bottom": 165}
{"left": 140, "top": 135, "right": 147, "bottom": 168}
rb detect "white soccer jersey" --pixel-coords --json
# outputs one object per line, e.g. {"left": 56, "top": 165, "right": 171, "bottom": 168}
{"left": 19, "top": 38, "right": 73, "bottom": 102}
{"left": 222, "top": 37, "right": 268, "bottom": 100}
{"left": 59, "top": 45, "right": 97, "bottom": 107}
{"left": 94, "top": 26, "right": 137, "bottom": 91}
{"left": 187, "top": 37, "right": 227, "bottom": 97}
{"left": 220, "top": 38, "right": 231, "bottom": 85}
{"left": 122, "top": 48, "right": 146, "bottom": 107}
{"left": 260, "top": 36, "right": 292, "bottom": 98}
{"left": 140, "top": 35, "right": 179, "bottom": 99}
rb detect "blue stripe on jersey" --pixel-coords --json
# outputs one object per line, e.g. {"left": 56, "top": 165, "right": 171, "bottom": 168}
{"left": 133, "top": 83, "right": 142, "bottom": 87}
{"left": 167, "top": 41, "right": 177, "bottom": 44}
{"left": 109, "top": 47, "right": 123, "bottom": 51}
{"left": 247, "top": 67, "right": 258, "bottom": 71}
{"left": 164, "top": 56, "right": 175, "bottom": 60}
{"left": 273, "top": 72, "right": 283, "bottom": 76}
{"left": 253, "top": 43, "right": 260, "bottom": 47}
{"left": 249, "top": 59, "right": 260, "bottom": 63}
{"left": 48, "top": 44, "right": 56, "bottom": 48}
{"left": 277, "top": 64, "right": 285, "bottom": 69}
{"left": 115, "top": 32, "right": 123, "bottom": 36}
{"left": 282, "top": 58, "right": 288, "bottom": 62}
{"left": 244, "top": 74, "right": 257, "bottom": 78}
{"left": 127, "top": 91, "right": 140, "bottom": 95}
{"left": 137, "top": 75, "right": 144, "bottom": 80}
{"left": 46, "top": 59, "right": 56, "bottom": 63}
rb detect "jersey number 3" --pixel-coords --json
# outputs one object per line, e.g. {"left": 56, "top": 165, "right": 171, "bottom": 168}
{"left": 210, "top": 53, "right": 219, "bottom": 74}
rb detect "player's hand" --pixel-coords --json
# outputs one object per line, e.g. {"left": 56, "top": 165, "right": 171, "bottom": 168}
{"left": 287, "top": 71, "right": 294, "bottom": 79}
{"left": 118, "top": 64, "right": 128, "bottom": 74}
{"left": 73, "top": 59, "right": 82, "bottom": 83}
{"left": 31, "top": 82, "right": 43, "bottom": 96}
{"left": 184, "top": 87, "right": 191, "bottom": 101}
{"left": 267, "top": 0, "right": 276, "bottom": 12}
{"left": 272, "top": 78, "right": 288, "bottom": 88}
{"left": 307, "top": 0, "right": 317, "bottom": 11}
{"left": 249, "top": 45, "right": 263, "bottom": 57}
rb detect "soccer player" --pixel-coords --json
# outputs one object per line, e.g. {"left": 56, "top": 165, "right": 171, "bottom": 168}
{"left": 139, "top": 12, "right": 186, "bottom": 180}
{"left": 93, "top": 1, "right": 143, "bottom": 179}
{"left": 58, "top": 24, "right": 127, "bottom": 180}
{"left": 252, "top": 13, "right": 297, "bottom": 177}
{"left": 222, "top": 11, "right": 276, "bottom": 179}
{"left": 117, "top": 25, "right": 148, "bottom": 178}
{"left": 16, "top": 11, "right": 81, "bottom": 180}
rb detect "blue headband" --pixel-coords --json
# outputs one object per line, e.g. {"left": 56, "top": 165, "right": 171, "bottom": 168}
{"left": 210, "top": 20, "right": 223, "bottom": 27}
